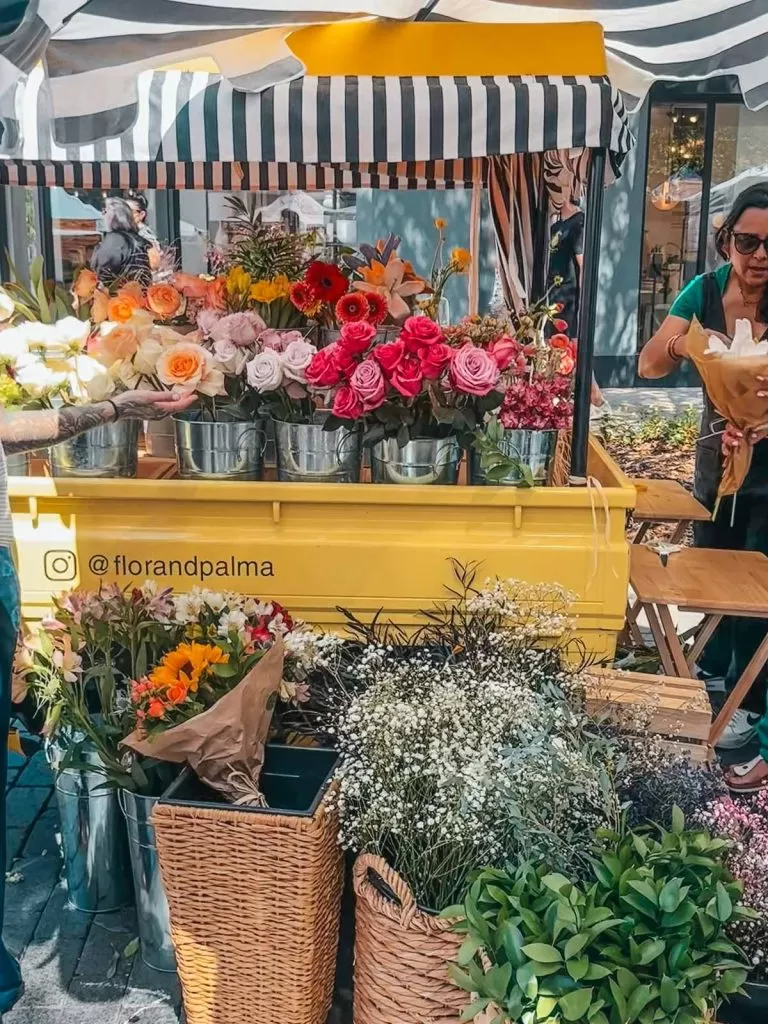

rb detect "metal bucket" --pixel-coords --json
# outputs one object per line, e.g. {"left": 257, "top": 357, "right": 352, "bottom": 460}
{"left": 370, "top": 437, "right": 461, "bottom": 485}
{"left": 144, "top": 419, "right": 176, "bottom": 459}
{"left": 52, "top": 750, "right": 133, "bottom": 914}
{"left": 173, "top": 414, "right": 265, "bottom": 481}
{"left": 50, "top": 420, "right": 139, "bottom": 478}
{"left": 274, "top": 419, "right": 362, "bottom": 483}
{"left": 4, "top": 452, "right": 29, "bottom": 476}
{"left": 470, "top": 428, "right": 557, "bottom": 486}
{"left": 319, "top": 325, "right": 399, "bottom": 348}
{"left": 119, "top": 791, "right": 176, "bottom": 973}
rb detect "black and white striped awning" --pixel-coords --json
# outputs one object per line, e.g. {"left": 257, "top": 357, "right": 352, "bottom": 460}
{"left": 0, "top": 67, "right": 631, "bottom": 187}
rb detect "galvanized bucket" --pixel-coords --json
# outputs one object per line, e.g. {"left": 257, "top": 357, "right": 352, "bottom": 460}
{"left": 4, "top": 452, "right": 29, "bottom": 476}
{"left": 319, "top": 325, "right": 399, "bottom": 348}
{"left": 51, "top": 748, "right": 133, "bottom": 914}
{"left": 370, "top": 437, "right": 461, "bottom": 485}
{"left": 50, "top": 420, "right": 139, "bottom": 478}
{"left": 470, "top": 428, "right": 557, "bottom": 486}
{"left": 274, "top": 419, "right": 362, "bottom": 483}
{"left": 119, "top": 790, "right": 176, "bottom": 973}
{"left": 173, "top": 414, "right": 266, "bottom": 481}
{"left": 143, "top": 419, "right": 176, "bottom": 459}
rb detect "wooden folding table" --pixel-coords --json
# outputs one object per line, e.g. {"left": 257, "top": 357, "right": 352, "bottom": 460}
{"left": 629, "top": 545, "right": 768, "bottom": 748}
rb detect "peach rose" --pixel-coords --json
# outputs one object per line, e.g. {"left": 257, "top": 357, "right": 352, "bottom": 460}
{"left": 91, "top": 288, "right": 109, "bottom": 324}
{"left": 156, "top": 341, "right": 225, "bottom": 397}
{"left": 147, "top": 283, "right": 182, "bottom": 319}
{"left": 172, "top": 272, "right": 210, "bottom": 301}
{"left": 98, "top": 323, "right": 139, "bottom": 363}
{"left": 205, "top": 277, "right": 227, "bottom": 311}
{"left": 118, "top": 281, "right": 145, "bottom": 306}
{"left": 73, "top": 268, "right": 98, "bottom": 300}
{"left": 107, "top": 294, "right": 141, "bottom": 323}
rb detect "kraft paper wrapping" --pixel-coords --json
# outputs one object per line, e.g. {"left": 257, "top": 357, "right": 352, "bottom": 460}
{"left": 123, "top": 638, "right": 284, "bottom": 806}
{"left": 686, "top": 317, "right": 768, "bottom": 502}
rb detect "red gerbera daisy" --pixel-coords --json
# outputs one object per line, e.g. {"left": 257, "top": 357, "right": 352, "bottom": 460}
{"left": 335, "top": 292, "right": 368, "bottom": 324}
{"left": 364, "top": 291, "right": 388, "bottom": 326}
{"left": 290, "top": 281, "right": 313, "bottom": 312}
{"left": 306, "top": 261, "right": 348, "bottom": 304}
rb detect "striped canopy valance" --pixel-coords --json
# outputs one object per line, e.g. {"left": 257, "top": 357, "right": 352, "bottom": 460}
{"left": 0, "top": 68, "right": 631, "bottom": 171}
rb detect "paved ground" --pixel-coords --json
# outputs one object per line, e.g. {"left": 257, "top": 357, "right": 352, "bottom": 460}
{"left": 601, "top": 386, "right": 702, "bottom": 416}
{"left": 2, "top": 741, "right": 181, "bottom": 1024}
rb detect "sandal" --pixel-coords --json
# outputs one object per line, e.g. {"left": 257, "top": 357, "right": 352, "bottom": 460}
{"left": 725, "top": 755, "right": 768, "bottom": 794}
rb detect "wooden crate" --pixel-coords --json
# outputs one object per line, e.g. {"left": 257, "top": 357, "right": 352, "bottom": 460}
{"left": 586, "top": 668, "right": 712, "bottom": 763}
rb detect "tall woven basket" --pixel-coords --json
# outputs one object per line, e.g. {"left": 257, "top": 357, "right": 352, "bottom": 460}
{"left": 152, "top": 795, "right": 343, "bottom": 1024}
{"left": 353, "top": 854, "right": 465, "bottom": 1024}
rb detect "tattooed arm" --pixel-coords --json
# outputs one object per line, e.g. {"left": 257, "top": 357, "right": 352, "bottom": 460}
{"left": 0, "top": 390, "right": 195, "bottom": 454}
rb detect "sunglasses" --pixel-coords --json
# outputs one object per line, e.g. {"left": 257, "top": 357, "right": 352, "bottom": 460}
{"left": 732, "top": 232, "right": 768, "bottom": 256}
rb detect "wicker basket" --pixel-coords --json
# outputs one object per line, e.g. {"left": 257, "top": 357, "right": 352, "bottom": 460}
{"left": 153, "top": 795, "right": 343, "bottom": 1024}
{"left": 353, "top": 854, "right": 465, "bottom": 1024}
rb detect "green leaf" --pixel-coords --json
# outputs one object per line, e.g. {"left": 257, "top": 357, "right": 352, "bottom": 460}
{"left": 567, "top": 956, "right": 589, "bottom": 982}
{"left": 559, "top": 988, "right": 593, "bottom": 1022}
{"left": 459, "top": 998, "right": 491, "bottom": 1023}
{"left": 122, "top": 937, "right": 140, "bottom": 959}
{"left": 658, "top": 879, "right": 685, "bottom": 913}
{"left": 715, "top": 881, "right": 733, "bottom": 923}
{"left": 671, "top": 805, "right": 685, "bottom": 834}
{"left": 542, "top": 873, "right": 573, "bottom": 896}
{"left": 536, "top": 995, "right": 559, "bottom": 1018}
{"left": 584, "top": 964, "right": 612, "bottom": 981}
{"left": 521, "top": 943, "right": 562, "bottom": 964}
{"left": 608, "top": 979, "right": 627, "bottom": 1019}
{"left": 484, "top": 963, "right": 513, "bottom": 1004}
{"left": 517, "top": 963, "right": 538, "bottom": 1000}
{"left": 627, "top": 880, "right": 658, "bottom": 907}
{"left": 667, "top": 940, "right": 689, "bottom": 974}
{"left": 616, "top": 967, "right": 640, "bottom": 997}
{"left": 458, "top": 935, "right": 484, "bottom": 967}
{"left": 638, "top": 939, "right": 666, "bottom": 966}
{"left": 626, "top": 984, "right": 654, "bottom": 1022}
{"left": 661, "top": 902, "right": 697, "bottom": 928}
{"left": 659, "top": 976, "right": 679, "bottom": 1013}
{"left": 499, "top": 920, "right": 526, "bottom": 968}
{"left": 718, "top": 968, "right": 747, "bottom": 994}
{"left": 448, "top": 964, "right": 476, "bottom": 993}
{"left": 564, "top": 934, "right": 590, "bottom": 961}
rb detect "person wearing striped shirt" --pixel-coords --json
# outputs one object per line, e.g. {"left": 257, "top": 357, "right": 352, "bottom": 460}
{"left": 0, "top": 388, "right": 192, "bottom": 1013}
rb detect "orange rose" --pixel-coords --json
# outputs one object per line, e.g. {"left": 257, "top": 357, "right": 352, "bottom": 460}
{"left": 172, "top": 272, "right": 211, "bottom": 301}
{"left": 206, "top": 278, "right": 227, "bottom": 311}
{"left": 147, "top": 699, "right": 166, "bottom": 719}
{"left": 107, "top": 294, "right": 141, "bottom": 323}
{"left": 91, "top": 288, "right": 109, "bottom": 324}
{"left": 98, "top": 324, "right": 139, "bottom": 363}
{"left": 118, "top": 281, "right": 145, "bottom": 306}
{"left": 166, "top": 683, "right": 188, "bottom": 705}
{"left": 147, "top": 283, "right": 182, "bottom": 319}
{"left": 156, "top": 341, "right": 207, "bottom": 390}
{"left": 73, "top": 268, "right": 98, "bottom": 300}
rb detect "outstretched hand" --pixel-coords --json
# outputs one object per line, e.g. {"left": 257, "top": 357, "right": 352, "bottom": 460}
{"left": 721, "top": 421, "right": 768, "bottom": 455}
{"left": 113, "top": 389, "right": 196, "bottom": 421}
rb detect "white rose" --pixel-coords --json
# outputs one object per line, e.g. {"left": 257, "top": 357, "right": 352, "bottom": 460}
{"left": 245, "top": 349, "right": 283, "bottom": 393}
{"left": 281, "top": 339, "right": 317, "bottom": 383}
{"left": 213, "top": 337, "right": 248, "bottom": 375}
{"left": 67, "top": 355, "right": 115, "bottom": 402}
{"left": 0, "top": 288, "right": 14, "bottom": 323}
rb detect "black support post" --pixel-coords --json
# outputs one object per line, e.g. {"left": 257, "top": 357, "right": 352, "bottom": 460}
{"left": 570, "top": 147, "right": 606, "bottom": 482}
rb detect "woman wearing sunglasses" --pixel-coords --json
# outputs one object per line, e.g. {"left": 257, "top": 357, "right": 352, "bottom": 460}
{"left": 639, "top": 183, "right": 768, "bottom": 769}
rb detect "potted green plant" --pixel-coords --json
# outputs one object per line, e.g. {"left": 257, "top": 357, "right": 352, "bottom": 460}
{"left": 449, "top": 809, "right": 753, "bottom": 1024}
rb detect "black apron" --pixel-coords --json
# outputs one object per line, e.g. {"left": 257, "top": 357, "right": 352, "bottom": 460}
{"left": 692, "top": 271, "right": 768, "bottom": 706}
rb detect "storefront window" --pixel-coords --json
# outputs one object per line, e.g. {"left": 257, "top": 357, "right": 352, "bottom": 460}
{"left": 638, "top": 103, "right": 707, "bottom": 343}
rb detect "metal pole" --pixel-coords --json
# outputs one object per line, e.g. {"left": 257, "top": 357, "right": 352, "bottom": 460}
{"left": 414, "top": 1, "right": 440, "bottom": 19}
{"left": 570, "top": 146, "right": 606, "bottom": 483}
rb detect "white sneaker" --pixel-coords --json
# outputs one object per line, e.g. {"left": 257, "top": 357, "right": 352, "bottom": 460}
{"left": 715, "top": 708, "right": 761, "bottom": 750}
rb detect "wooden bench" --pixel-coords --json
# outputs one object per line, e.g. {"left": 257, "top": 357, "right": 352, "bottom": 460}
{"left": 585, "top": 667, "right": 712, "bottom": 763}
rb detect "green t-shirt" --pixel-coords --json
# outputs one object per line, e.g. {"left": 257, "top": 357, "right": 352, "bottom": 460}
{"left": 669, "top": 263, "right": 731, "bottom": 321}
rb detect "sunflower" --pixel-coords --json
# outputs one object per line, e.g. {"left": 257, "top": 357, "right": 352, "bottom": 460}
{"left": 148, "top": 642, "right": 229, "bottom": 694}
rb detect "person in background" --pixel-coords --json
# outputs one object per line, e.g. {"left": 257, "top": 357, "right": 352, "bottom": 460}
{"left": 638, "top": 182, "right": 768, "bottom": 764}
{"left": 90, "top": 197, "right": 152, "bottom": 287}
{"left": 0, "top": 388, "right": 193, "bottom": 1013}
{"left": 548, "top": 195, "right": 584, "bottom": 338}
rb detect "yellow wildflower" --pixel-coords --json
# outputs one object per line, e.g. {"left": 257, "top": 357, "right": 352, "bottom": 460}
{"left": 250, "top": 279, "right": 279, "bottom": 304}
{"left": 272, "top": 274, "right": 292, "bottom": 298}
{"left": 434, "top": 218, "right": 447, "bottom": 231}
{"left": 226, "top": 266, "right": 252, "bottom": 298}
{"left": 451, "top": 247, "right": 471, "bottom": 273}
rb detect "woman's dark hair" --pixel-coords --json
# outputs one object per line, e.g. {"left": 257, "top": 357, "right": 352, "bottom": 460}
{"left": 126, "top": 190, "right": 148, "bottom": 213}
{"left": 103, "top": 197, "right": 137, "bottom": 234}
{"left": 715, "top": 182, "right": 768, "bottom": 324}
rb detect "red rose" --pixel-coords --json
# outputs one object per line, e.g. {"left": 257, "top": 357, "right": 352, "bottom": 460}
{"left": 550, "top": 333, "right": 570, "bottom": 350}
{"left": 332, "top": 385, "right": 363, "bottom": 420}
{"left": 553, "top": 318, "right": 569, "bottom": 333}
{"left": 488, "top": 335, "right": 520, "bottom": 371}
{"left": 399, "top": 315, "right": 444, "bottom": 354}
{"left": 332, "top": 344, "right": 358, "bottom": 378}
{"left": 306, "top": 347, "right": 341, "bottom": 388}
{"left": 339, "top": 320, "right": 376, "bottom": 355}
{"left": 420, "top": 342, "right": 452, "bottom": 380}
{"left": 306, "top": 261, "right": 348, "bottom": 304}
{"left": 559, "top": 352, "right": 575, "bottom": 375}
{"left": 372, "top": 339, "right": 405, "bottom": 376}
{"left": 391, "top": 353, "right": 424, "bottom": 397}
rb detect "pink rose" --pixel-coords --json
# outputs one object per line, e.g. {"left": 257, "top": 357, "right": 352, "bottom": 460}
{"left": 488, "top": 335, "right": 520, "bottom": 371}
{"left": 332, "top": 385, "right": 363, "bottom": 420}
{"left": 281, "top": 338, "right": 318, "bottom": 383}
{"left": 399, "top": 315, "right": 443, "bottom": 353}
{"left": 196, "top": 309, "right": 221, "bottom": 338}
{"left": 212, "top": 312, "right": 264, "bottom": 348}
{"left": 339, "top": 321, "right": 376, "bottom": 355}
{"left": 372, "top": 339, "right": 405, "bottom": 377}
{"left": 260, "top": 328, "right": 305, "bottom": 353}
{"left": 391, "top": 353, "right": 424, "bottom": 398}
{"left": 420, "top": 342, "right": 452, "bottom": 380}
{"left": 350, "top": 358, "right": 386, "bottom": 411}
{"left": 213, "top": 337, "right": 248, "bottom": 374}
{"left": 449, "top": 343, "right": 500, "bottom": 396}
{"left": 306, "top": 347, "right": 341, "bottom": 389}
